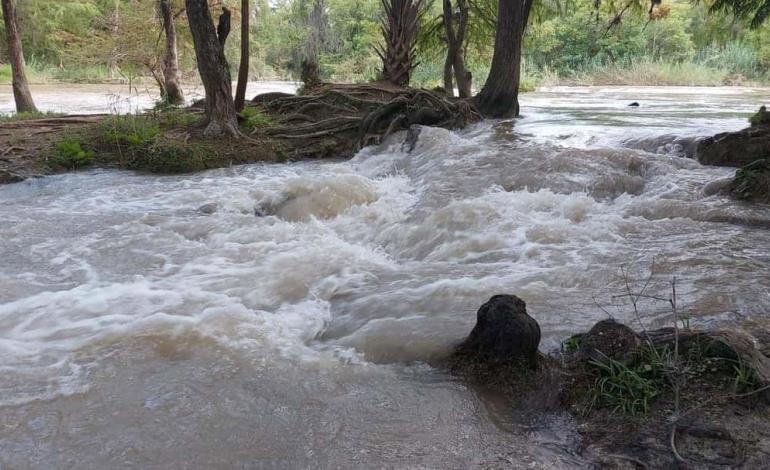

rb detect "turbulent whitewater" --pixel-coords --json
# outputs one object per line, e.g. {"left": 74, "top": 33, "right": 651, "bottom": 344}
{"left": 1, "top": 86, "right": 770, "bottom": 468}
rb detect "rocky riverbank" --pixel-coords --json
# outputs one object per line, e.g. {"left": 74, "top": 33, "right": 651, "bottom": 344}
{"left": 451, "top": 295, "right": 770, "bottom": 468}
{"left": 697, "top": 106, "right": 770, "bottom": 203}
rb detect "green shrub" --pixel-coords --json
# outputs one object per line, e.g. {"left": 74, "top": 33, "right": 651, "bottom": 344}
{"left": 0, "top": 111, "right": 64, "bottom": 123}
{"left": 241, "top": 107, "right": 273, "bottom": 130}
{"left": 126, "top": 140, "right": 208, "bottom": 174}
{"left": 101, "top": 114, "right": 160, "bottom": 147}
{"left": 588, "top": 350, "right": 662, "bottom": 416}
{"left": 52, "top": 139, "right": 95, "bottom": 169}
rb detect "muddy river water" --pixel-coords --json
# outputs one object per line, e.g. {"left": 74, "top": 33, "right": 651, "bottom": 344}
{"left": 1, "top": 84, "right": 769, "bottom": 468}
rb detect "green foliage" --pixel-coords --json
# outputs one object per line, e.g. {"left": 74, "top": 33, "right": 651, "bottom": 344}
{"left": 133, "top": 140, "right": 208, "bottom": 174}
{"left": 0, "top": 111, "right": 64, "bottom": 122}
{"left": 749, "top": 106, "right": 770, "bottom": 126}
{"left": 101, "top": 114, "right": 161, "bottom": 148}
{"left": 240, "top": 107, "right": 273, "bottom": 130}
{"left": 588, "top": 351, "right": 661, "bottom": 416}
{"left": 733, "top": 360, "right": 760, "bottom": 392}
{"left": 732, "top": 159, "right": 770, "bottom": 201}
{"left": 563, "top": 336, "right": 582, "bottom": 353}
{"left": 52, "top": 138, "right": 95, "bottom": 169}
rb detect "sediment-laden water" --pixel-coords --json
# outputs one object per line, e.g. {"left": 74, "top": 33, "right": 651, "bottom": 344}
{"left": 1, "top": 86, "right": 769, "bottom": 468}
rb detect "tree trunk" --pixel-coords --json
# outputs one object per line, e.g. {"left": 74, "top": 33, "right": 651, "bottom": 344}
{"left": 453, "top": 0, "right": 472, "bottom": 98}
{"left": 185, "top": 0, "right": 239, "bottom": 136}
{"left": 443, "top": 54, "right": 454, "bottom": 96}
{"left": 1, "top": 0, "right": 37, "bottom": 113}
{"left": 442, "top": 0, "right": 471, "bottom": 98}
{"left": 159, "top": 0, "right": 185, "bottom": 105}
{"left": 234, "top": 0, "right": 250, "bottom": 111}
{"left": 473, "top": 0, "right": 533, "bottom": 118}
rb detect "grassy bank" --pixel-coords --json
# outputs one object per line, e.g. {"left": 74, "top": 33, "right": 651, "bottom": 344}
{"left": 528, "top": 59, "right": 760, "bottom": 87}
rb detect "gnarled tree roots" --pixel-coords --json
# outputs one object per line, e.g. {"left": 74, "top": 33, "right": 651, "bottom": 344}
{"left": 251, "top": 82, "right": 481, "bottom": 159}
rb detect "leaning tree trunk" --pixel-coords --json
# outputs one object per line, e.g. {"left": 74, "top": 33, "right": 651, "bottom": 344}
{"left": 442, "top": 0, "right": 471, "bottom": 98}
{"left": 473, "top": 0, "right": 533, "bottom": 118}
{"left": 234, "top": 0, "right": 250, "bottom": 111}
{"left": 1, "top": 0, "right": 37, "bottom": 113}
{"left": 185, "top": 0, "right": 239, "bottom": 136}
{"left": 159, "top": 0, "right": 185, "bottom": 105}
{"left": 377, "top": 0, "right": 424, "bottom": 87}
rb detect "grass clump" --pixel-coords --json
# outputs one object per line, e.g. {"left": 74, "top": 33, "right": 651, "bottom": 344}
{"left": 0, "top": 111, "right": 64, "bottom": 123}
{"left": 128, "top": 140, "right": 209, "bottom": 174}
{"left": 732, "top": 159, "right": 770, "bottom": 201}
{"left": 52, "top": 138, "right": 95, "bottom": 169}
{"left": 101, "top": 114, "right": 160, "bottom": 151}
{"left": 749, "top": 106, "right": 770, "bottom": 126}
{"left": 588, "top": 349, "right": 663, "bottom": 416}
{"left": 241, "top": 107, "right": 272, "bottom": 131}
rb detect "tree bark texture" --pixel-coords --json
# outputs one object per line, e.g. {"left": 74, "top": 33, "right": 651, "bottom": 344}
{"left": 473, "top": 0, "right": 533, "bottom": 118}
{"left": 185, "top": 0, "right": 239, "bottom": 136}
{"left": 442, "top": 0, "right": 471, "bottom": 98}
{"left": 159, "top": 0, "right": 185, "bottom": 105}
{"left": 234, "top": 0, "right": 250, "bottom": 111}
{"left": 1, "top": 0, "right": 38, "bottom": 113}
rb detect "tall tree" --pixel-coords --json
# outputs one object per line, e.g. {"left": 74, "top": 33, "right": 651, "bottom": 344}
{"left": 234, "top": 0, "right": 250, "bottom": 111}
{"left": 473, "top": 0, "right": 533, "bottom": 117}
{"left": 442, "top": 0, "right": 471, "bottom": 98}
{"left": 1, "top": 0, "right": 38, "bottom": 113}
{"left": 377, "top": 0, "right": 424, "bottom": 86}
{"left": 300, "top": 0, "right": 327, "bottom": 90}
{"left": 185, "top": 0, "right": 239, "bottom": 136}
{"left": 159, "top": 0, "right": 185, "bottom": 105}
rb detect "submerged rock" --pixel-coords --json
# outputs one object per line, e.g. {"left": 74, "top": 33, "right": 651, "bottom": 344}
{"left": 456, "top": 294, "right": 541, "bottom": 366}
{"left": 197, "top": 202, "right": 218, "bottom": 215}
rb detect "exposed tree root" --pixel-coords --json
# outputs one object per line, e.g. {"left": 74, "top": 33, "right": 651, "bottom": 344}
{"left": 251, "top": 82, "right": 481, "bottom": 159}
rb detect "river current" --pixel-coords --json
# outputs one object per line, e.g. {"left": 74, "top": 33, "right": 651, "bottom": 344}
{"left": 1, "top": 86, "right": 769, "bottom": 468}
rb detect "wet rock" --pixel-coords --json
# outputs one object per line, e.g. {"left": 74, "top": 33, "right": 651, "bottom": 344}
{"left": 0, "top": 169, "right": 24, "bottom": 184}
{"left": 703, "top": 177, "right": 734, "bottom": 197}
{"left": 628, "top": 102, "right": 640, "bottom": 107}
{"left": 401, "top": 125, "right": 422, "bottom": 153}
{"left": 457, "top": 295, "right": 541, "bottom": 365}
{"left": 696, "top": 107, "right": 770, "bottom": 168}
{"left": 197, "top": 202, "right": 218, "bottom": 215}
{"left": 577, "top": 319, "right": 640, "bottom": 362}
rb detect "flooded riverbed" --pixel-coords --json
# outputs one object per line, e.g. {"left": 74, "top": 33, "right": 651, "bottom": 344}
{"left": 1, "top": 86, "right": 769, "bottom": 468}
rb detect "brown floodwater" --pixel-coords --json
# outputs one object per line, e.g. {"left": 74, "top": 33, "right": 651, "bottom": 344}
{"left": 1, "top": 85, "right": 770, "bottom": 468}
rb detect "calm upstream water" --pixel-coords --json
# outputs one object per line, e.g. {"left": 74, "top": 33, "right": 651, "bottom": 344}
{"left": 1, "top": 86, "right": 770, "bottom": 468}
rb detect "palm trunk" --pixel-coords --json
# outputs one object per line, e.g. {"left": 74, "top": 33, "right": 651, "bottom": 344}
{"left": 159, "top": 0, "right": 184, "bottom": 105}
{"left": 473, "top": 0, "right": 533, "bottom": 118}
{"left": 378, "top": 0, "right": 424, "bottom": 87}
{"left": 185, "top": 0, "right": 239, "bottom": 136}
{"left": 1, "top": 0, "right": 37, "bottom": 113}
{"left": 234, "top": 0, "right": 250, "bottom": 111}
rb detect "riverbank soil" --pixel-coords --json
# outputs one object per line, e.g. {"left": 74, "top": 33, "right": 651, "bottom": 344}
{"left": 0, "top": 83, "right": 478, "bottom": 185}
{"left": 449, "top": 311, "right": 770, "bottom": 468}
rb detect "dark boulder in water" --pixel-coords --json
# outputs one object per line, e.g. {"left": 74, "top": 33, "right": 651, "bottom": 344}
{"left": 456, "top": 294, "right": 541, "bottom": 366}
{"left": 628, "top": 102, "right": 640, "bottom": 107}
{"left": 696, "top": 106, "right": 770, "bottom": 168}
